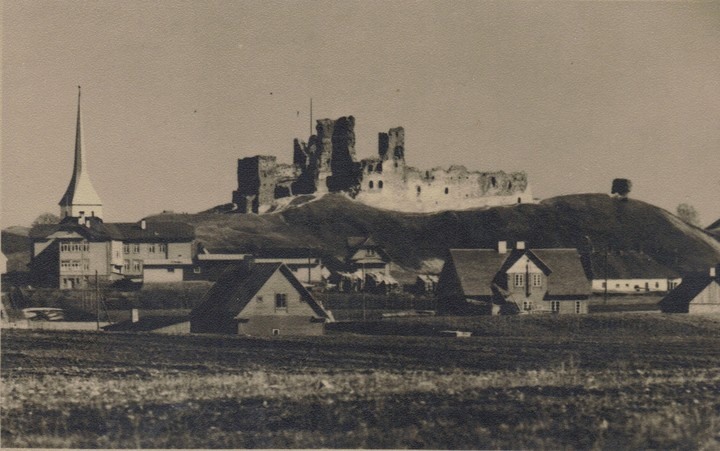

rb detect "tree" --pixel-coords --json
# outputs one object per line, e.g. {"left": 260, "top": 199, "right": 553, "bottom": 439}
{"left": 32, "top": 212, "right": 60, "bottom": 227}
{"left": 676, "top": 203, "right": 701, "bottom": 227}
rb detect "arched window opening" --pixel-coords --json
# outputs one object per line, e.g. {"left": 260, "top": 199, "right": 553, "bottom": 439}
{"left": 369, "top": 181, "right": 374, "bottom": 189}
{"left": 425, "top": 171, "right": 430, "bottom": 178}
{"left": 378, "top": 181, "right": 384, "bottom": 189}
{"left": 416, "top": 186, "right": 421, "bottom": 196}
{"left": 394, "top": 162, "right": 398, "bottom": 168}
{"left": 517, "top": 197, "right": 522, "bottom": 204}
{"left": 491, "top": 177, "right": 497, "bottom": 188}
{"left": 444, "top": 187, "right": 449, "bottom": 195}
{"left": 377, "top": 163, "right": 383, "bottom": 173}
{"left": 368, "top": 164, "right": 374, "bottom": 173}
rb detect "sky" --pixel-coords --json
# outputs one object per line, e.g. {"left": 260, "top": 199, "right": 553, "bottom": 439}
{"left": 2, "top": 0, "right": 719, "bottom": 228}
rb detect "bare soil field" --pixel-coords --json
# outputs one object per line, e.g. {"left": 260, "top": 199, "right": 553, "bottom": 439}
{"left": 2, "top": 314, "right": 720, "bottom": 449}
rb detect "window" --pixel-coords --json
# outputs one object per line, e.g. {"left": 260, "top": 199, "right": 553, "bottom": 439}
{"left": 148, "top": 244, "right": 156, "bottom": 253}
{"left": 133, "top": 244, "right": 140, "bottom": 254}
{"left": 369, "top": 181, "right": 374, "bottom": 189}
{"left": 272, "top": 329, "right": 280, "bottom": 336}
{"left": 523, "top": 301, "right": 533, "bottom": 311}
{"left": 518, "top": 197, "right": 522, "bottom": 204}
{"left": 61, "top": 260, "right": 71, "bottom": 270}
{"left": 71, "top": 260, "right": 81, "bottom": 271}
{"left": 602, "top": 282, "right": 606, "bottom": 288}
{"left": 378, "top": 181, "right": 383, "bottom": 189}
{"left": 133, "top": 260, "right": 142, "bottom": 272}
{"left": 655, "top": 282, "right": 659, "bottom": 288}
{"left": 416, "top": 186, "right": 421, "bottom": 195}
{"left": 275, "top": 293, "right": 287, "bottom": 309}
{"left": 256, "top": 296, "right": 263, "bottom": 303}
{"left": 367, "top": 248, "right": 376, "bottom": 256}
{"left": 123, "top": 244, "right": 130, "bottom": 254}
{"left": 445, "top": 187, "right": 449, "bottom": 194}
{"left": 193, "top": 267, "right": 202, "bottom": 274}
{"left": 551, "top": 301, "right": 560, "bottom": 312}
{"left": 532, "top": 273, "right": 542, "bottom": 287}
{"left": 124, "top": 260, "right": 130, "bottom": 272}
{"left": 159, "top": 243, "right": 167, "bottom": 253}
{"left": 575, "top": 301, "right": 582, "bottom": 314}
{"left": 368, "top": 164, "right": 374, "bottom": 173}
{"left": 514, "top": 273, "right": 525, "bottom": 287}
{"left": 83, "top": 260, "right": 90, "bottom": 271}
{"left": 60, "top": 242, "right": 69, "bottom": 252}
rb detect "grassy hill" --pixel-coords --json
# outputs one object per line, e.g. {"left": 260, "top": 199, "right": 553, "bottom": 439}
{"left": 149, "top": 193, "right": 720, "bottom": 276}
{"left": 5, "top": 194, "right": 718, "bottom": 279}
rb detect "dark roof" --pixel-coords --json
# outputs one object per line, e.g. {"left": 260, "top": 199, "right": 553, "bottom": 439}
{"left": 448, "top": 249, "right": 510, "bottom": 296}
{"left": 531, "top": 249, "right": 592, "bottom": 297}
{"left": 447, "top": 248, "right": 591, "bottom": 298}
{"left": 707, "top": 218, "right": 720, "bottom": 230}
{"left": 29, "top": 218, "right": 194, "bottom": 242}
{"left": 254, "top": 248, "right": 324, "bottom": 259}
{"left": 103, "top": 316, "right": 188, "bottom": 332}
{"left": 587, "top": 251, "right": 680, "bottom": 279}
{"left": 659, "top": 272, "right": 718, "bottom": 310}
{"left": 347, "top": 236, "right": 378, "bottom": 249}
{"left": 191, "top": 263, "right": 328, "bottom": 319}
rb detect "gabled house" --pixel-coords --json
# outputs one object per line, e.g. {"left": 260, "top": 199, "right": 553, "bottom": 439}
{"left": 335, "top": 236, "right": 397, "bottom": 293}
{"left": 437, "top": 241, "right": 591, "bottom": 315}
{"left": 190, "top": 260, "right": 331, "bottom": 336}
{"left": 659, "top": 265, "right": 720, "bottom": 314}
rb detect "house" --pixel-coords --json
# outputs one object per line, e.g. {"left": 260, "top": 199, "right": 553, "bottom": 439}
{"left": 437, "top": 241, "right": 591, "bottom": 315}
{"left": 29, "top": 217, "right": 195, "bottom": 288}
{"left": 190, "top": 259, "right": 331, "bottom": 336}
{"left": 415, "top": 274, "right": 439, "bottom": 294}
{"left": 27, "top": 89, "right": 195, "bottom": 289}
{"left": 334, "top": 236, "right": 398, "bottom": 293}
{"left": 588, "top": 251, "right": 681, "bottom": 294}
{"left": 659, "top": 265, "right": 720, "bottom": 313}
{"left": 189, "top": 247, "right": 331, "bottom": 285}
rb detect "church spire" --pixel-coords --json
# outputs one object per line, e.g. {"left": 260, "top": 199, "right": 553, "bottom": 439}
{"left": 59, "top": 86, "right": 103, "bottom": 220}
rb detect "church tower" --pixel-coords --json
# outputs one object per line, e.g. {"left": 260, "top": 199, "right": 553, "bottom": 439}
{"left": 59, "top": 87, "right": 103, "bottom": 220}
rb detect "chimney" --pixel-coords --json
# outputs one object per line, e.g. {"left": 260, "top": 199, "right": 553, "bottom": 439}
{"left": 498, "top": 241, "right": 507, "bottom": 254}
{"left": 85, "top": 218, "right": 91, "bottom": 228}
{"left": 243, "top": 254, "right": 255, "bottom": 271}
{"left": 516, "top": 241, "right": 526, "bottom": 250}
{"left": 140, "top": 219, "right": 147, "bottom": 230}
{"left": 131, "top": 308, "right": 140, "bottom": 323}
{"left": 711, "top": 266, "right": 717, "bottom": 279}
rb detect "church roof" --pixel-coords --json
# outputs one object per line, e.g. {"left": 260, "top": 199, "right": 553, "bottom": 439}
{"left": 58, "top": 87, "right": 103, "bottom": 208}
{"left": 29, "top": 218, "right": 194, "bottom": 242}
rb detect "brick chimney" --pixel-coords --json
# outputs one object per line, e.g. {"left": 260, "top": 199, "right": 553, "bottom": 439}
{"left": 498, "top": 241, "right": 507, "bottom": 254}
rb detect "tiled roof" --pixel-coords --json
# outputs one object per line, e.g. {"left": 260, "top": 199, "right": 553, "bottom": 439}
{"left": 447, "top": 248, "right": 591, "bottom": 298}
{"left": 659, "top": 272, "right": 717, "bottom": 311}
{"left": 29, "top": 218, "right": 194, "bottom": 242}
{"left": 531, "top": 249, "right": 592, "bottom": 298}
{"left": 448, "top": 249, "right": 510, "bottom": 296}
{"left": 587, "top": 251, "right": 680, "bottom": 279}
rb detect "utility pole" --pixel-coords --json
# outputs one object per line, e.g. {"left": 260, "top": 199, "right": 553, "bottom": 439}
{"left": 95, "top": 271, "right": 100, "bottom": 330}
{"left": 604, "top": 247, "right": 608, "bottom": 304}
{"left": 309, "top": 98, "right": 313, "bottom": 136}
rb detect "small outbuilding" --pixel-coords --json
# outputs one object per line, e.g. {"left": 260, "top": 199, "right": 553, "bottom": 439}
{"left": 659, "top": 265, "right": 720, "bottom": 314}
{"left": 190, "top": 260, "right": 331, "bottom": 336}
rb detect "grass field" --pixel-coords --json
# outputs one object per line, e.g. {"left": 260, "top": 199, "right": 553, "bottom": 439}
{"left": 2, "top": 314, "right": 720, "bottom": 449}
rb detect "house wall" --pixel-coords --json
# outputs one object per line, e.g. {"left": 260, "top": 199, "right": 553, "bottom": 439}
{"left": 505, "top": 256, "right": 548, "bottom": 310}
{"left": 592, "top": 278, "right": 681, "bottom": 293}
{"left": 234, "top": 269, "right": 324, "bottom": 336}
{"left": 121, "top": 242, "right": 192, "bottom": 276}
{"left": 688, "top": 281, "right": 720, "bottom": 314}
{"left": 58, "top": 241, "right": 110, "bottom": 288}
{"left": 144, "top": 267, "right": 184, "bottom": 283}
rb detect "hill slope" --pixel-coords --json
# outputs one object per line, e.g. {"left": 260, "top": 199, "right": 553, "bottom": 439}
{"left": 150, "top": 193, "right": 720, "bottom": 276}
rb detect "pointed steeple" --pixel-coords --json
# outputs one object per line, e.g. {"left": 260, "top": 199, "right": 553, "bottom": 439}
{"left": 59, "top": 86, "right": 103, "bottom": 220}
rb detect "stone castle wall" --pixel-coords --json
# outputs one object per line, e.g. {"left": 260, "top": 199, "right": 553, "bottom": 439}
{"left": 232, "top": 117, "right": 532, "bottom": 213}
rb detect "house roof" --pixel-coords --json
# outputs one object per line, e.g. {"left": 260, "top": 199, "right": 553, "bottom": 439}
{"left": 447, "top": 248, "right": 591, "bottom": 298}
{"left": 29, "top": 218, "right": 194, "bottom": 242}
{"left": 447, "top": 249, "right": 510, "bottom": 296}
{"left": 659, "top": 272, "right": 718, "bottom": 310}
{"left": 192, "top": 263, "right": 328, "bottom": 319}
{"left": 587, "top": 251, "right": 680, "bottom": 279}
{"left": 530, "top": 249, "right": 592, "bottom": 297}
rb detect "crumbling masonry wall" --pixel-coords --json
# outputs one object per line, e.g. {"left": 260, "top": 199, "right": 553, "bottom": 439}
{"left": 232, "top": 117, "right": 532, "bottom": 213}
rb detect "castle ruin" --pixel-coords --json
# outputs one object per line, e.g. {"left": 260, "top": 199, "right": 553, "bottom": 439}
{"left": 232, "top": 116, "right": 532, "bottom": 213}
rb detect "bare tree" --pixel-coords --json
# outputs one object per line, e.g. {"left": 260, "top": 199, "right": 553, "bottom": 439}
{"left": 32, "top": 212, "right": 60, "bottom": 227}
{"left": 676, "top": 203, "right": 701, "bottom": 227}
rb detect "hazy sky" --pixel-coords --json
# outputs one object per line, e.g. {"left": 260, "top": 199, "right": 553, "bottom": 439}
{"left": 3, "top": 1, "right": 719, "bottom": 228}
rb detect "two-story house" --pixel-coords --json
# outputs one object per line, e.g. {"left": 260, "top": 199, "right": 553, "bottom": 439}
{"left": 437, "top": 241, "right": 591, "bottom": 315}
{"left": 29, "top": 217, "right": 195, "bottom": 288}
